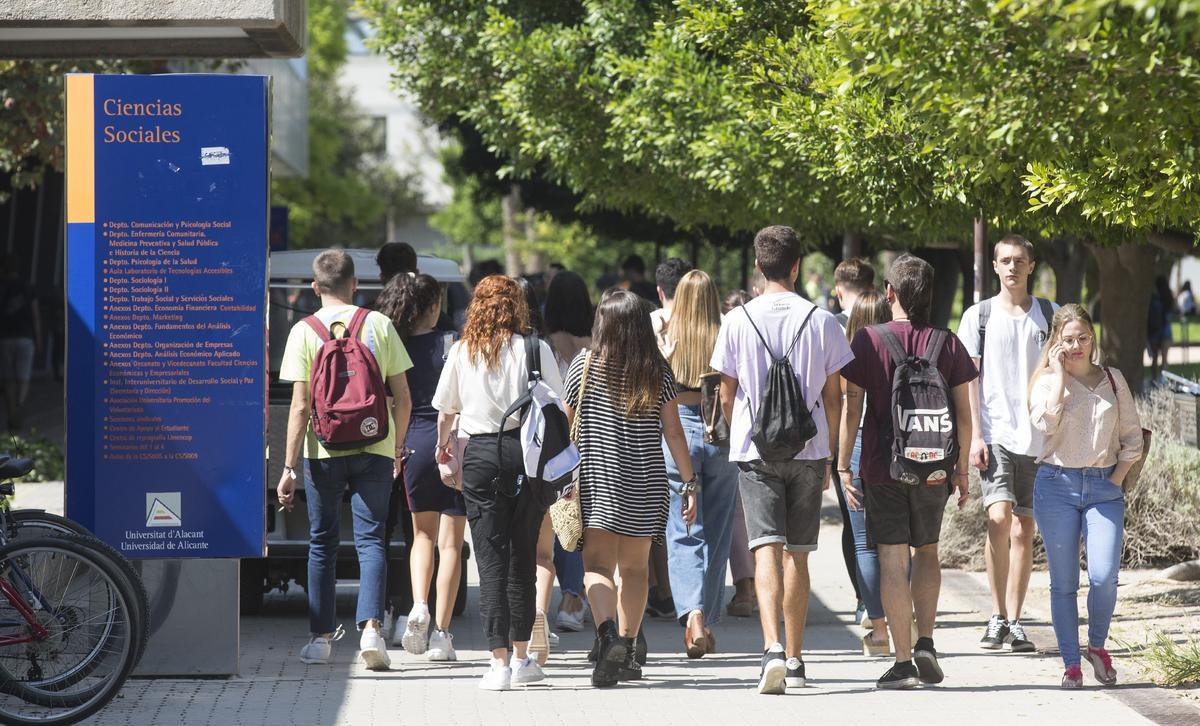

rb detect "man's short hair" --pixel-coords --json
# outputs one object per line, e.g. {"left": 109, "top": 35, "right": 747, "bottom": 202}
{"left": 621, "top": 254, "right": 646, "bottom": 275}
{"left": 887, "top": 253, "right": 934, "bottom": 324}
{"left": 313, "top": 249, "right": 356, "bottom": 296}
{"left": 655, "top": 257, "right": 694, "bottom": 300}
{"left": 834, "top": 258, "right": 875, "bottom": 295}
{"left": 754, "top": 225, "right": 802, "bottom": 282}
{"left": 993, "top": 234, "right": 1035, "bottom": 261}
{"left": 377, "top": 241, "right": 418, "bottom": 283}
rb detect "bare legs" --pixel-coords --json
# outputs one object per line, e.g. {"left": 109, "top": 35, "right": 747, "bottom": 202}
{"left": 584, "top": 528, "right": 651, "bottom": 638}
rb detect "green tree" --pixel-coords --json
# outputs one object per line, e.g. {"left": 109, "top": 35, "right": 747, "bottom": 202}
{"left": 270, "top": 0, "right": 426, "bottom": 248}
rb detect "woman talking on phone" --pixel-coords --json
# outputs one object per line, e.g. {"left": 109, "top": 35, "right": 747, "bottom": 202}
{"left": 1028, "top": 304, "right": 1143, "bottom": 690}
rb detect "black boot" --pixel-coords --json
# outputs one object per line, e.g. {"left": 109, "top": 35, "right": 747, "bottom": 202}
{"left": 634, "top": 628, "right": 647, "bottom": 665}
{"left": 587, "top": 630, "right": 600, "bottom": 663}
{"left": 591, "top": 620, "right": 627, "bottom": 688}
{"left": 617, "top": 637, "right": 643, "bottom": 681}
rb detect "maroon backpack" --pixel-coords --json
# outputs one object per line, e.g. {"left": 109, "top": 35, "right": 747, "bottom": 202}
{"left": 303, "top": 307, "right": 390, "bottom": 451}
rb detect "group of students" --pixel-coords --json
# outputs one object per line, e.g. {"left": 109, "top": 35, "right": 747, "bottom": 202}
{"left": 274, "top": 227, "right": 1144, "bottom": 694}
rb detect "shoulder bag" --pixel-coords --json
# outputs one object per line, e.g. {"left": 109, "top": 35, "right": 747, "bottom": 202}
{"left": 1104, "top": 367, "right": 1153, "bottom": 489}
{"left": 549, "top": 352, "right": 590, "bottom": 552}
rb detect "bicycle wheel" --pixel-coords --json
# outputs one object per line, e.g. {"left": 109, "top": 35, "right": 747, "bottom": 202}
{"left": 0, "top": 536, "right": 139, "bottom": 725}
{"left": 5, "top": 513, "right": 150, "bottom": 668}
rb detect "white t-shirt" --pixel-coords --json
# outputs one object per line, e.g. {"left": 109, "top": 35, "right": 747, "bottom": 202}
{"left": 711, "top": 292, "right": 854, "bottom": 462}
{"left": 431, "top": 334, "right": 564, "bottom": 436}
{"left": 956, "top": 297, "right": 1057, "bottom": 456}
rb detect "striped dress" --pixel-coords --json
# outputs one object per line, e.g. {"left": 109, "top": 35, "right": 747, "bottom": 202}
{"left": 564, "top": 351, "right": 679, "bottom": 540}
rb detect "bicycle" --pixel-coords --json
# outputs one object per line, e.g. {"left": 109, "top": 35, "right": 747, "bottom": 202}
{"left": 0, "top": 455, "right": 146, "bottom": 724}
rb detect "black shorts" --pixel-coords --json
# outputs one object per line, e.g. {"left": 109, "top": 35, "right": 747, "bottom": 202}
{"left": 864, "top": 480, "right": 952, "bottom": 548}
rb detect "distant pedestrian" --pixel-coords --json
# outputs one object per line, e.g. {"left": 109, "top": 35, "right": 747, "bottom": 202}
{"left": 1147, "top": 275, "right": 1175, "bottom": 381}
{"left": 277, "top": 250, "right": 414, "bottom": 672}
{"left": 565, "top": 289, "right": 697, "bottom": 687}
{"left": 375, "top": 273, "right": 466, "bottom": 662}
{"left": 711, "top": 226, "right": 850, "bottom": 694}
{"left": 377, "top": 241, "right": 418, "bottom": 285}
{"left": 0, "top": 255, "right": 41, "bottom": 431}
{"left": 1029, "top": 304, "right": 1143, "bottom": 689}
{"left": 650, "top": 257, "right": 694, "bottom": 354}
{"left": 432, "top": 275, "right": 563, "bottom": 690}
{"left": 1178, "top": 281, "right": 1196, "bottom": 318}
{"left": 620, "top": 254, "right": 660, "bottom": 306}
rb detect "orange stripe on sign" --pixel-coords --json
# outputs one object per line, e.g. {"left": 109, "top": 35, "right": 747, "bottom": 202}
{"left": 65, "top": 74, "right": 94, "bottom": 224}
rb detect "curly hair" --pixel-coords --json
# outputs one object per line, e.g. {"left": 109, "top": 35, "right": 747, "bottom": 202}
{"left": 461, "top": 275, "right": 529, "bottom": 369}
{"left": 375, "top": 273, "right": 441, "bottom": 338}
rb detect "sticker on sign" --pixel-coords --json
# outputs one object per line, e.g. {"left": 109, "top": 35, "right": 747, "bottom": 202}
{"left": 200, "top": 146, "right": 231, "bottom": 165}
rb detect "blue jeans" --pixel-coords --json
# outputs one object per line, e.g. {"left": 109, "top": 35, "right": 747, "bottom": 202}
{"left": 305, "top": 453, "right": 394, "bottom": 635}
{"left": 553, "top": 541, "right": 584, "bottom": 597}
{"left": 834, "top": 433, "right": 884, "bottom": 620}
{"left": 664, "top": 404, "right": 741, "bottom": 626}
{"left": 1033, "top": 464, "right": 1125, "bottom": 668}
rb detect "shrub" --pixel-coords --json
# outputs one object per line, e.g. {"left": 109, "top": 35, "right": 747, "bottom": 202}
{"left": 1119, "top": 631, "right": 1200, "bottom": 687}
{"left": 3, "top": 432, "right": 64, "bottom": 482}
{"left": 940, "top": 388, "right": 1200, "bottom": 570}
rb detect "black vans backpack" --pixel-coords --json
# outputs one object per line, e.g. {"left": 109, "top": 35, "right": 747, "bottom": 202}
{"left": 872, "top": 325, "right": 957, "bottom": 486}
{"left": 740, "top": 303, "right": 818, "bottom": 462}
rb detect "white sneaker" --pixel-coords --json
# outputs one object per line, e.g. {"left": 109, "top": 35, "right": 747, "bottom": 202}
{"left": 548, "top": 631, "right": 560, "bottom": 647}
{"left": 556, "top": 596, "right": 588, "bottom": 632}
{"left": 390, "top": 615, "right": 408, "bottom": 647}
{"left": 427, "top": 629, "right": 457, "bottom": 661}
{"left": 299, "top": 624, "right": 345, "bottom": 665}
{"left": 359, "top": 625, "right": 392, "bottom": 671}
{"left": 402, "top": 602, "right": 430, "bottom": 655}
{"left": 512, "top": 656, "right": 546, "bottom": 685}
{"left": 479, "top": 662, "right": 512, "bottom": 691}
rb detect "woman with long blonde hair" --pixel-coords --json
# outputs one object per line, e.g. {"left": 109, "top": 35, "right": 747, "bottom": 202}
{"left": 659, "top": 270, "right": 742, "bottom": 658}
{"left": 1028, "top": 304, "right": 1143, "bottom": 689}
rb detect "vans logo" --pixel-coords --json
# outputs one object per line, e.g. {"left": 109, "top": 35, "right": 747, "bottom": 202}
{"left": 897, "top": 406, "right": 952, "bottom": 434}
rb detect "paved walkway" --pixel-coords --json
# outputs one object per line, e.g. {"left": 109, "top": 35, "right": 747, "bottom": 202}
{"left": 36, "top": 499, "right": 1181, "bottom": 724}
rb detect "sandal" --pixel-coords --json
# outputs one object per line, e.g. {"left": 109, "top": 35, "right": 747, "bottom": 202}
{"left": 862, "top": 632, "right": 891, "bottom": 657}
{"left": 684, "top": 615, "right": 707, "bottom": 658}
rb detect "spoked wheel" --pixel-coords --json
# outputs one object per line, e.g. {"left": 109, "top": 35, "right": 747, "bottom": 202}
{"left": 0, "top": 536, "right": 140, "bottom": 725}
{"left": 5, "top": 514, "right": 150, "bottom": 668}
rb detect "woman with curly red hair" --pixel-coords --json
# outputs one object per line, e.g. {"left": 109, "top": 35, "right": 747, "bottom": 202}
{"left": 432, "top": 275, "right": 564, "bottom": 691}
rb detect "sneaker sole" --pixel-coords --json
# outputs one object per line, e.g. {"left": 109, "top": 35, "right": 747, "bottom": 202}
{"left": 513, "top": 670, "right": 545, "bottom": 685}
{"left": 556, "top": 617, "right": 585, "bottom": 632}
{"left": 401, "top": 617, "right": 430, "bottom": 655}
{"left": 877, "top": 676, "right": 921, "bottom": 690}
{"left": 978, "top": 640, "right": 1004, "bottom": 650}
{"left": 428, "top": 650, "right": 457, "bottom": 662}
{"left": 479, "top": 680, "right": 511, "bottom": 691}
{"left": 785, "top": 676, "right": 806, "bottom": 688}
{"left": 914, "top": 650, "right": 944, "bottom": 684}
{"left": 299, "top": 656, "right": 329, "bottom": 665}
{"left": 1008, "top": 642, "right": 1037, "bottom": 654}
{"left": 360, "top": 648, "right": 391, "bottom": 671}
{"left": 758, "top": 660, "right": 786, "bottom": 695}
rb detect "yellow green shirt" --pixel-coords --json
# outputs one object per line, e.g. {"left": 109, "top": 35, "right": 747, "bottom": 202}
{"left": 278, "top": 304, "right": 413, "bottom": 460}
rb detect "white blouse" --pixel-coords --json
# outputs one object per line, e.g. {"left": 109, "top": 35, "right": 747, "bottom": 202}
{"left": 1029, "top": 367, "right": 1143, "bottom": 469}
{"left": 431, "top": 334, "right": 564, "bottom": 436}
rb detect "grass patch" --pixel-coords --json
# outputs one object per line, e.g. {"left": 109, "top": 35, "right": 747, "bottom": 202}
{"left": 1119, "top": 631, "right": 1200, "bottom": 687}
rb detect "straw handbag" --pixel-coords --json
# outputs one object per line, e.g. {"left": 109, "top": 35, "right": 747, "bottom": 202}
{"left": 549, "top": 353, "right": 590, "bottom": 552}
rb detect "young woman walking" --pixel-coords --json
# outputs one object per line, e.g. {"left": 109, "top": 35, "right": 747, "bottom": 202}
{"left": 1028, "top": 304, "right": 1143, "bottom": 689}
{"left": 834, "top": 289, "right": 893, "bottom": 656}
{"left": 564, "top": 289, "right": 697, "bottom": 687}
{"left": 376, "top": 273, "right": 466, "bottom": 661}
{"left": 432, "top": 275, "right": 564, "bottom": 691}
{"left": 660, "top": 270, "right": 740, "bottom": 658}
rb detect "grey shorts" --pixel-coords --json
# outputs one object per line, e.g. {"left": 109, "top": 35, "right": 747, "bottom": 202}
{"left": 981, "top": 444, "right": 1037, "bottom": 518}
{"left": 737, "top": 459, "right": 824, "bottom": 552}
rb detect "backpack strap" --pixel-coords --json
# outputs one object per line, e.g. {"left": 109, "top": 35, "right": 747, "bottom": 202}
{"left": 976, "top": 298, "right": 991, "bottom": 375}
{"left": 1036, "top": 297, "right": 1054, "bottom": 331}
{"left": 495, "top": 335, "right": 540, "bottom": 485}
{"left": 739, "top": 303, "right": 776, "bottom": 359}
{"left": 872, "top": 324, "right": 910, "bottom": 370}
{"left": 525, "top": 334, "right": 542, "bottom": 385}
{"left": 922, "top": 328, "right": 949, "bottom": 366}
{"left": 783, "top": 306, "right": 818, "bottom": 359}
{"left": 345, "top": 307, "right": 371, "bottom": 341}
{"left": 1104, "top": 366, "right": 1117, "bottom": 393}
{"left": 302, "top": 315, "right": 332, "bottom": 343}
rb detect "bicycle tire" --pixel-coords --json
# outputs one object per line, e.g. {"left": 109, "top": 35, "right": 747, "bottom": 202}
{"left": 0, "top": 536, "right": 139, "bottom": 725}
{"left": 5, "top": 513, "right": 150, "bottom": 668}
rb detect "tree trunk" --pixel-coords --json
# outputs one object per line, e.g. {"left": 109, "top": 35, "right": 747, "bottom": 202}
{"left": 524, "top": 206, "right": 545, "bottom": 274}
{"left": 502, "top": 185, "right": 523, "bottom": 277}
{"left": 915, "top": 247, "right": 961, "bottom": 329}
{"left": 842, "top": 230, "right": 863, "bottom": 260}
{"left": 1084, "top": 246, "right": 1100, "bottom": 316}
{"left": 1091, "top": 242, "right": 1156, "bottom": 395}
{"left": 1036, "top": 236, "right": 1085, "bottom": 304}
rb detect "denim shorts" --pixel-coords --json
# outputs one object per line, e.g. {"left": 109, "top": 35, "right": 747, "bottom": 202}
{"left": 737, "top": 459, "right": 824, "bottom": 552}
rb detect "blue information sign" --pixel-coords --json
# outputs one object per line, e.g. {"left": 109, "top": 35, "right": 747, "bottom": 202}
{"left": 65, "top": 74, "right": 268, "bottom": 558}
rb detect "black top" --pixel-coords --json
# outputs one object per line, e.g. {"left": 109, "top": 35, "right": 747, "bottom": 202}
{"left": 404, "top": 330, "right": 457, "bottom": 419}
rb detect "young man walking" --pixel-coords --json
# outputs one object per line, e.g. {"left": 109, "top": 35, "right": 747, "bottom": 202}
{"left": 650, "top": 257, "right": 695, "bottom": 354}
{"left": 957, "top": 235, "right": 1056, "bottom": 653}
{"left": 712, "top": 225, "right": 851, "bottom": 694}
{"left": 277, "top": 249, "right": 414, "bottom": 670}
{"left": 839, "top": 254, "right": 976, "bottom": 689}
